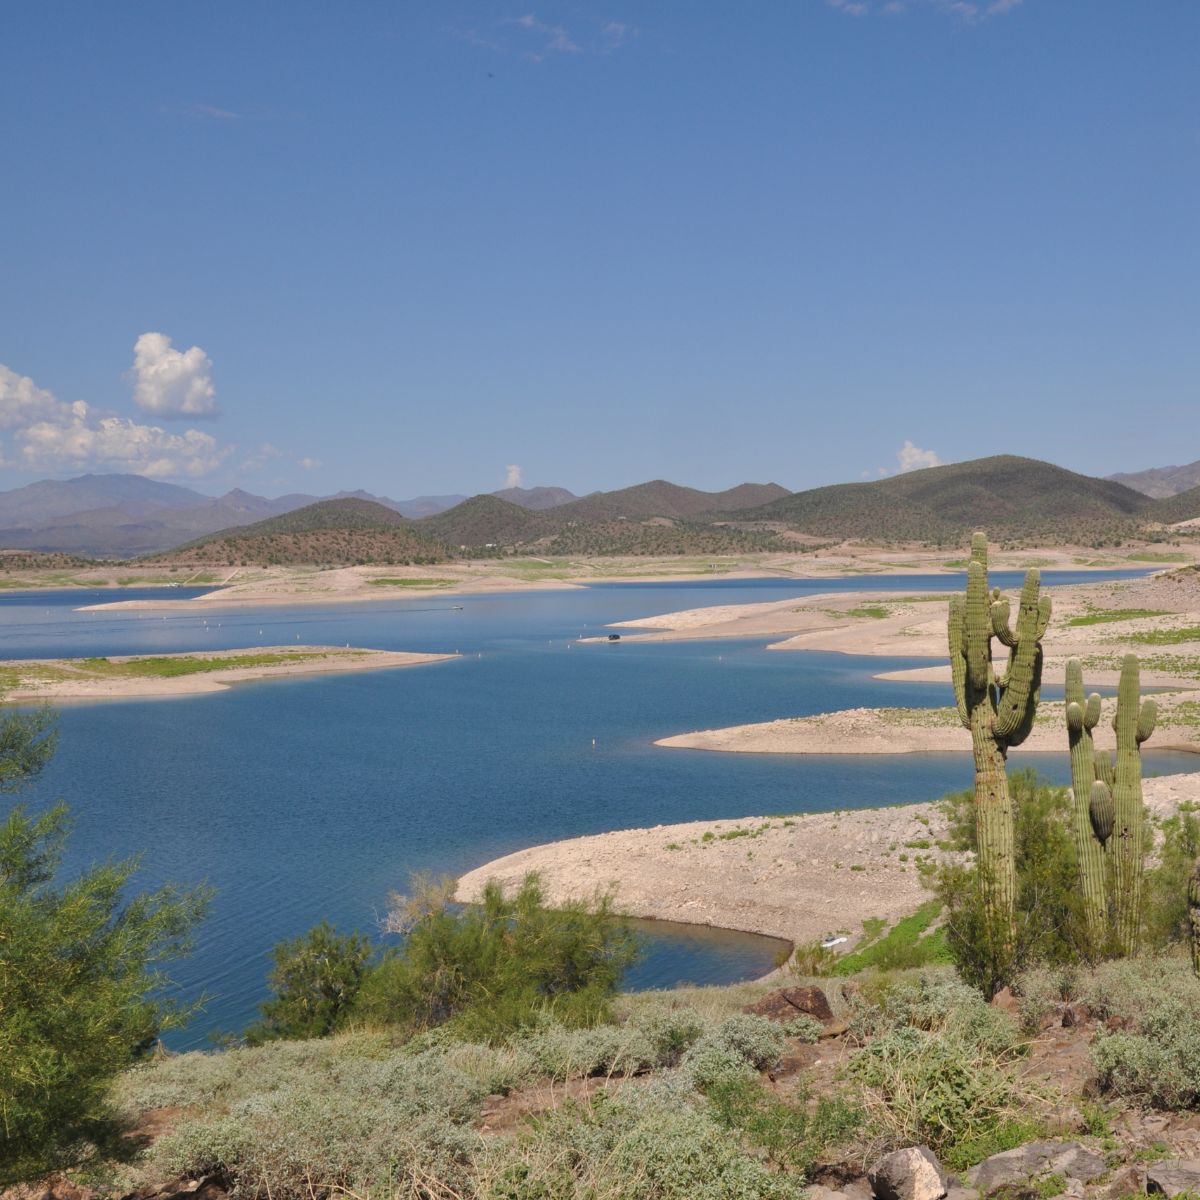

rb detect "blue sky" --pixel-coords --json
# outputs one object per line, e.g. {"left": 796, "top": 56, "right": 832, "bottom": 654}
{"left": 1, "top": 1, "right": 1196, "bottom": 499}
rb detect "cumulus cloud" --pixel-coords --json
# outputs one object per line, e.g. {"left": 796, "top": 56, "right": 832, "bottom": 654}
{"left": 897, "top": 441, "right": 942, "bottom": 473}
{"left": 504, "top": 464, "right": 523, "bottom": 488}
{"left": 131, "top": 332, "right": 218, "bottom": 419}
{"left": 298, "top": 456, "right": 321, "bottom": 470}
{"left": 0, "top": 362, "right": 227, "bottom": 478}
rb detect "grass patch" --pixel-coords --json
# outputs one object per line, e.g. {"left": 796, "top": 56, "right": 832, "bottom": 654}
{"left": 1126, "top": 551, "right": 1190, "bottom": 563}
{"left": 1067, "top": 608, "right": 1171, "bottom": 626}
{"left": 844, "top": 605, "right": 892, "bottom": 619}
{"left": 366, "top": 577, "right": 455, "bottom": 588}
{"left": 832, "top": 902, "right": 949, "bottom": 975}
{"left": 76, "top": 652, "right": 355, "bottom": 679}
{"left": 1122, "top": 626, "right": 1200, "bottom": 645}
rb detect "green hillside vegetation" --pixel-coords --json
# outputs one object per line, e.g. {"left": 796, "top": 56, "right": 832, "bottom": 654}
{"left": 417, "top": 494, "right": 543, "bottom": 547}
{"left": 145, "top": 499, "right": 451, "bottom": 567}
{"left": 542, "top": 519, "right": 790, "bottom": 557}
{"left": 550, "top": 480, "right": 789, "bottom": 523}
{"left": 1146, "top": 483, "right": 1200, "bottom": 526}
{"left": 736, "top": 456, "right": 1152, "bottom": 545}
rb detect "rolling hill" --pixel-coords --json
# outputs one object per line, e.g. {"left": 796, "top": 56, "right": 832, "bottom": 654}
{"left": 418, "top": 495, "right": 543, "bottom": 547}
{"left": 491, "top": 486, "right": 577, "bottom": 509}
{"left": 548, "top": 480, "right": 789, "bottom": 522}
{"left": 735, "top": 456, "right": 1153, "bottom": 544}
{"left": 146, "top": 499, "right": 451, "bottom": 566}
{"left": 1145, "top": 485, "right": 1200, "bottom": 527}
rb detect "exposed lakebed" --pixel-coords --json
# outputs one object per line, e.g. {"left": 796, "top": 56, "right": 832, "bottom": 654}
{"left": 3, "top": 570, "right": 1192, "bottom": 1046}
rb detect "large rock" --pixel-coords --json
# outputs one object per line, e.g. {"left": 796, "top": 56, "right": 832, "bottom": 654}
{"left": 868, "top": 1146, "right": 948, "bottom": 1200}
{"left": 968, "top": 1142, "right": 1107, "bottom": 1195}
{"left": 744, "top": 985, "right": 835, "bottom": 1023}
{"left": 1147, "top": 1161, "right": 1200, "bottom": 1198}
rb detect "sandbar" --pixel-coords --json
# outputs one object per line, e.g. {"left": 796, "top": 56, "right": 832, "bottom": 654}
{"left": 0, "top": 645, "right": 456, "bottom": 702}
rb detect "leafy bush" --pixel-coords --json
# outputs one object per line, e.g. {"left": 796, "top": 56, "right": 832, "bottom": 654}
{"left": 245, "top": 921, "right": 372, "bottom": 1045}
{"left": 783, "top": 1014, "right": 824, "bottom": 1042}
{"left": 937, "top": 772, "right": 1089, "bottom": 994}
{"left": 0, "top": 803, "right": 208, "bottom": 1181}
{"left": 526, "top": 1023, "right": 657, "bottom": 1079}
{"left": 355, "top": 873, "right": 639, "bottom": 1040}
{"left": 679, "top": 1014, "right": 786, "bottom": 1091}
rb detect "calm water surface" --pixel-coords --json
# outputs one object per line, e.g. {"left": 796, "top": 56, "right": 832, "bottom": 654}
{"left": 3, "top": 570, "right": 1192, "bottom": 1046}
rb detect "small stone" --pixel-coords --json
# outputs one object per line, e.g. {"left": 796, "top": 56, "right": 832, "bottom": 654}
{"left": 1146, "top": 1161, "right": 1200, "bottom": 1198}
{"left": 869, "top": 1146, "right": 948, "bottom": 1200}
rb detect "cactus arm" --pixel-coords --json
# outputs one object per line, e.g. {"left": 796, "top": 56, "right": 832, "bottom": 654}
{"left": 1137, "top": 699, "right": 1157, "bottom": 744}
{"left": 1065, "top": 656, "right": 1108, "bottom": 949}
{"left": 991, "top": 595, "right": 1017, "bottom": 648}
{"left": 965, "top": 560, "right": 991, "bottom": 690}
{"left": 948, "top": 595, "right": 970, "bottom": 729}
{"left": 1110, "top": 655, "right": 1154, "bottom": 956}
{"left": 1006, "top": 646, "right": 1043, "bottom": 748}
{"left": 993, "top": 570, "right": 1049, "bottom": 739}
{"left": 1095, "top": 749, "right": 1115, "bottom": 787}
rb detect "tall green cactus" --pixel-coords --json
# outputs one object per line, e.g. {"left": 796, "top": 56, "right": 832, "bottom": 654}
{"left": 1091, "top": 655, "right": 1156, "bottom": 956}
{"left": 948, "top": 532, "right": 1050, "bottom": 959}
{"left": 1190, "top": 857, "right": 1200, "bottom": 979}
{"left": 1065, "top": 658, "right": 1107, "bottom": 949}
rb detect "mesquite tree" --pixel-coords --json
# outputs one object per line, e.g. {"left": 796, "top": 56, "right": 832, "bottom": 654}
{"left": 948, "top": 532, "right": 1050, "bottom": 963}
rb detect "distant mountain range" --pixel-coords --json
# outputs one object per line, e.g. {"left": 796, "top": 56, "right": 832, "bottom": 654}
{"left": 0, "top": 474, "right": 578, "bottom": 557}
{"left": 1107, "top": 459, "right": 1200, "bottom": 499}
{"left": 6, "top": 456, "right": 1200, "bottom": 563}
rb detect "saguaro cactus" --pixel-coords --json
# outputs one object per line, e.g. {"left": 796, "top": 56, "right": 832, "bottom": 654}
{"left": 1190, "top": 857, "right": 1200, "bottom": 979}
{"left": 1091, "top": 655, "right": 1156, "bottom": 956}
{"left": 1065, "top": 658, "right": 1107, "bottom": 948}
{"left": 948, "top": 532, "right": 1051, "bottom": 959}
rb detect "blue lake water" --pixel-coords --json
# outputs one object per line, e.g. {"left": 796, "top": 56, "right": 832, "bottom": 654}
{"left": 3, "top": 569, "right": 1193, "bottom": 1047}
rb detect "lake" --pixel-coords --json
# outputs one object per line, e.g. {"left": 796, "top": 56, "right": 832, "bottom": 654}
{"left": 3, "top": 569, "right": 1192, "bottom": 1046}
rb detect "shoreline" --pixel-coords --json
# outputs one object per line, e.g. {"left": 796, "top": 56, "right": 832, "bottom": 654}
{"left": 0, "top": 645, "right": 457, "bottom": 702}
{"left": 454, "top": 773, "right": 1200, "bottom": 949}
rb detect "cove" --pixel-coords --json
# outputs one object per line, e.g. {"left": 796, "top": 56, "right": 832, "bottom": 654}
{"left": 5, "top": 569, "right": 1192, "bottom": 1047}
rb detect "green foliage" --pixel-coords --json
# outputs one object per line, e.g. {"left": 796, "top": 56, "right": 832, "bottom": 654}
{"left": 832, "top": 902, "right": 950, "bottom": 975}
{"left": 679, "top": 1014, "right": 787, "bottom": 1091}
{"left": 245, "top": 921, "right": 372, "bottom": 1046}
{"left": 0, "top": 707, "right": 56, "bottom": 793}
{"left": 937, "top": 771, "right": 1088, "bottom": 994}
{"left": 1123, "top": 625, "right": 1200, "bottom": 644}
{"left": 1066, "top": 608, "right": 1170, "bottom": 626}
{"left": 355, "top": 873, "right": 640, "bottom": 1041}
{"left": 0, "top": 803, "right": 209, "bottom": 1181}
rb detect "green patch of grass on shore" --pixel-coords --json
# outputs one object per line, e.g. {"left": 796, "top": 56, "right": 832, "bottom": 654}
{"left": 76, "top": 651, "right": 353, "bottom": 679}
{"left": 366, "top": 577, "right": 455, "bottom": 588}
{"left": 831, "top": 901, "right": 949, "bottom": 975}
{"left": 1126, "top": 551, "right": 1190, "bottom": 563}
{"left": 845, "top": 605, "right": 892, "bottom": 619}
{"left": 1121, "top": 626, "right": 1200, "bottom": 646}
{"left": 1067, "top": 608, "right": 1170, "bottom": 626}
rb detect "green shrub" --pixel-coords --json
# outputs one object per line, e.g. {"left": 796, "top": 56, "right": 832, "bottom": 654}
{"left": 679, "top": 1014, "right": 786, "bottom": 1091}
{"left": 355, "top": 873, "right": 639, "bottom": 1041}
{"left": 0, "top": 803, "right": 208, "bottom": 1182}
{"left": 526, "top": 1023, "right": 657, "bottom": 1079}
{"left": 937, "top": 772, "right": 1089, "bottom": 994}
{"left": 783, "top": 1014, "right": 824, "bottom": 1042}
{"left": 481, "top": 1080, "right": 805, "bottom": 1200}
{"left": 244, "top": 921, "right": 372, "bottom": 1045}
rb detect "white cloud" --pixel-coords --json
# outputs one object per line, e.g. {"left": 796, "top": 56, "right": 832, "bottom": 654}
{"left": 131, "top": 331, "right": 218, "bottom": 419}
{"left": 829, "top": 0, "right": 1024, "bottom": 18}
{"left": 504, "top": 464, "right": 523, "bottom": 488}
{"left": 514, "top": 12, "right": 578, "bottom": 57}
{"left": 896, "top": 440, "right": 942, "bottom": 473}
{"left": 298, "top": 456, "right": 321, "bottom": 470}
{"left": 186, "top": 103, "right": 240, "bottom": 120}
{"left": 239, "top": 442, "right": 284, "bottom": 472}
{"left": 0, "top": 362, "right": 227, "bottom": 478}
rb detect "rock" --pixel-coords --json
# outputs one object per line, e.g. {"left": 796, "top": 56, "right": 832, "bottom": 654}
{"left": 1060, "top": 1002, "right": 1090, "bottom": 1028}
{"left": 991, "top": 987, "right": 1020, "bottom": 1014}
{"left": 1094, "top": 1165, "right": 1144, "bottom": 1200}
{"left": 967, "top": 1142, "right": 1107, "bottom": 1195}
{"left": 1147, "top": 1161, "right": 1200, "bottom": 1198}
{"left": 868, "top": 1146, "right": 948, "bottom": 1200}
{"left": 744, "top": 985, "right": 836, "bottom": 1024}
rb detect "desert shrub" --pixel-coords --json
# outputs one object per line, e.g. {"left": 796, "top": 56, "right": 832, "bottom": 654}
{"left": 526, "top": 1022, "right": 657, "bottom": 1079}
{"left": 1012, "top": 964, "right": 1080, "bottom": 1033}
{"left": 679, "top": 1014, "right": 786, "bottom": 1091}
{"left": 0, "top": 802, "right": 208, "bottom": 1182}
{"left": 146, "top": 1044, "right": 490, "bottom": 1198}
{"left": 624, "top": 1003, "right": 706, "bottom": 1065}
{"left": 706, "top": 1077, "right": 862, "bottom": 1175}
{"left": 937, "top": 772, "right": 1089, "bottom": 994}
{"left": 783, "top": 1014, "right": 824, "bottom": 1042}
{"left": 1143, "top": 806, "right": 1200, "bottom": 947}
{"left": 355, "top": 873, "right": 639, "bottom": 1040}
{"left": 481, "top": 1078, "right": 805, "bottom": 1200}
{"left": 244, "top": 921, "right": 372, "bottom": 1045}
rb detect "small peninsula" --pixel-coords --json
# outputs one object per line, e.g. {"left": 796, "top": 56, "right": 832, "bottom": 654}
{"left": 0, "top": 645, "right": 456, "bottom": 702}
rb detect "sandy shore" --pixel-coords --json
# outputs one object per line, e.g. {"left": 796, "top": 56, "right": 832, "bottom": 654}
{"left": 1, "top": 644, "right": 456, "bottom": 701}
{"left": 455, "top": 773, "right": 1200, "bottom": 947}
{"left": 51, "top": 543, "right": 1187, "bottom": 612}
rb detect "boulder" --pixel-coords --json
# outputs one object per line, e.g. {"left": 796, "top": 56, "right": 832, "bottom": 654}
{"left": 744, "top": 985, "right": 836, "bottom": 1024}
{"left": 1146, "top": 1161, "right": 1200, "bottom": 1198}
{"left": 868, "top": 1146, "right": 948, "bottom": 1200}
{"left": 967, "top": 1141, "right": 1106, "bottom": 1195}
